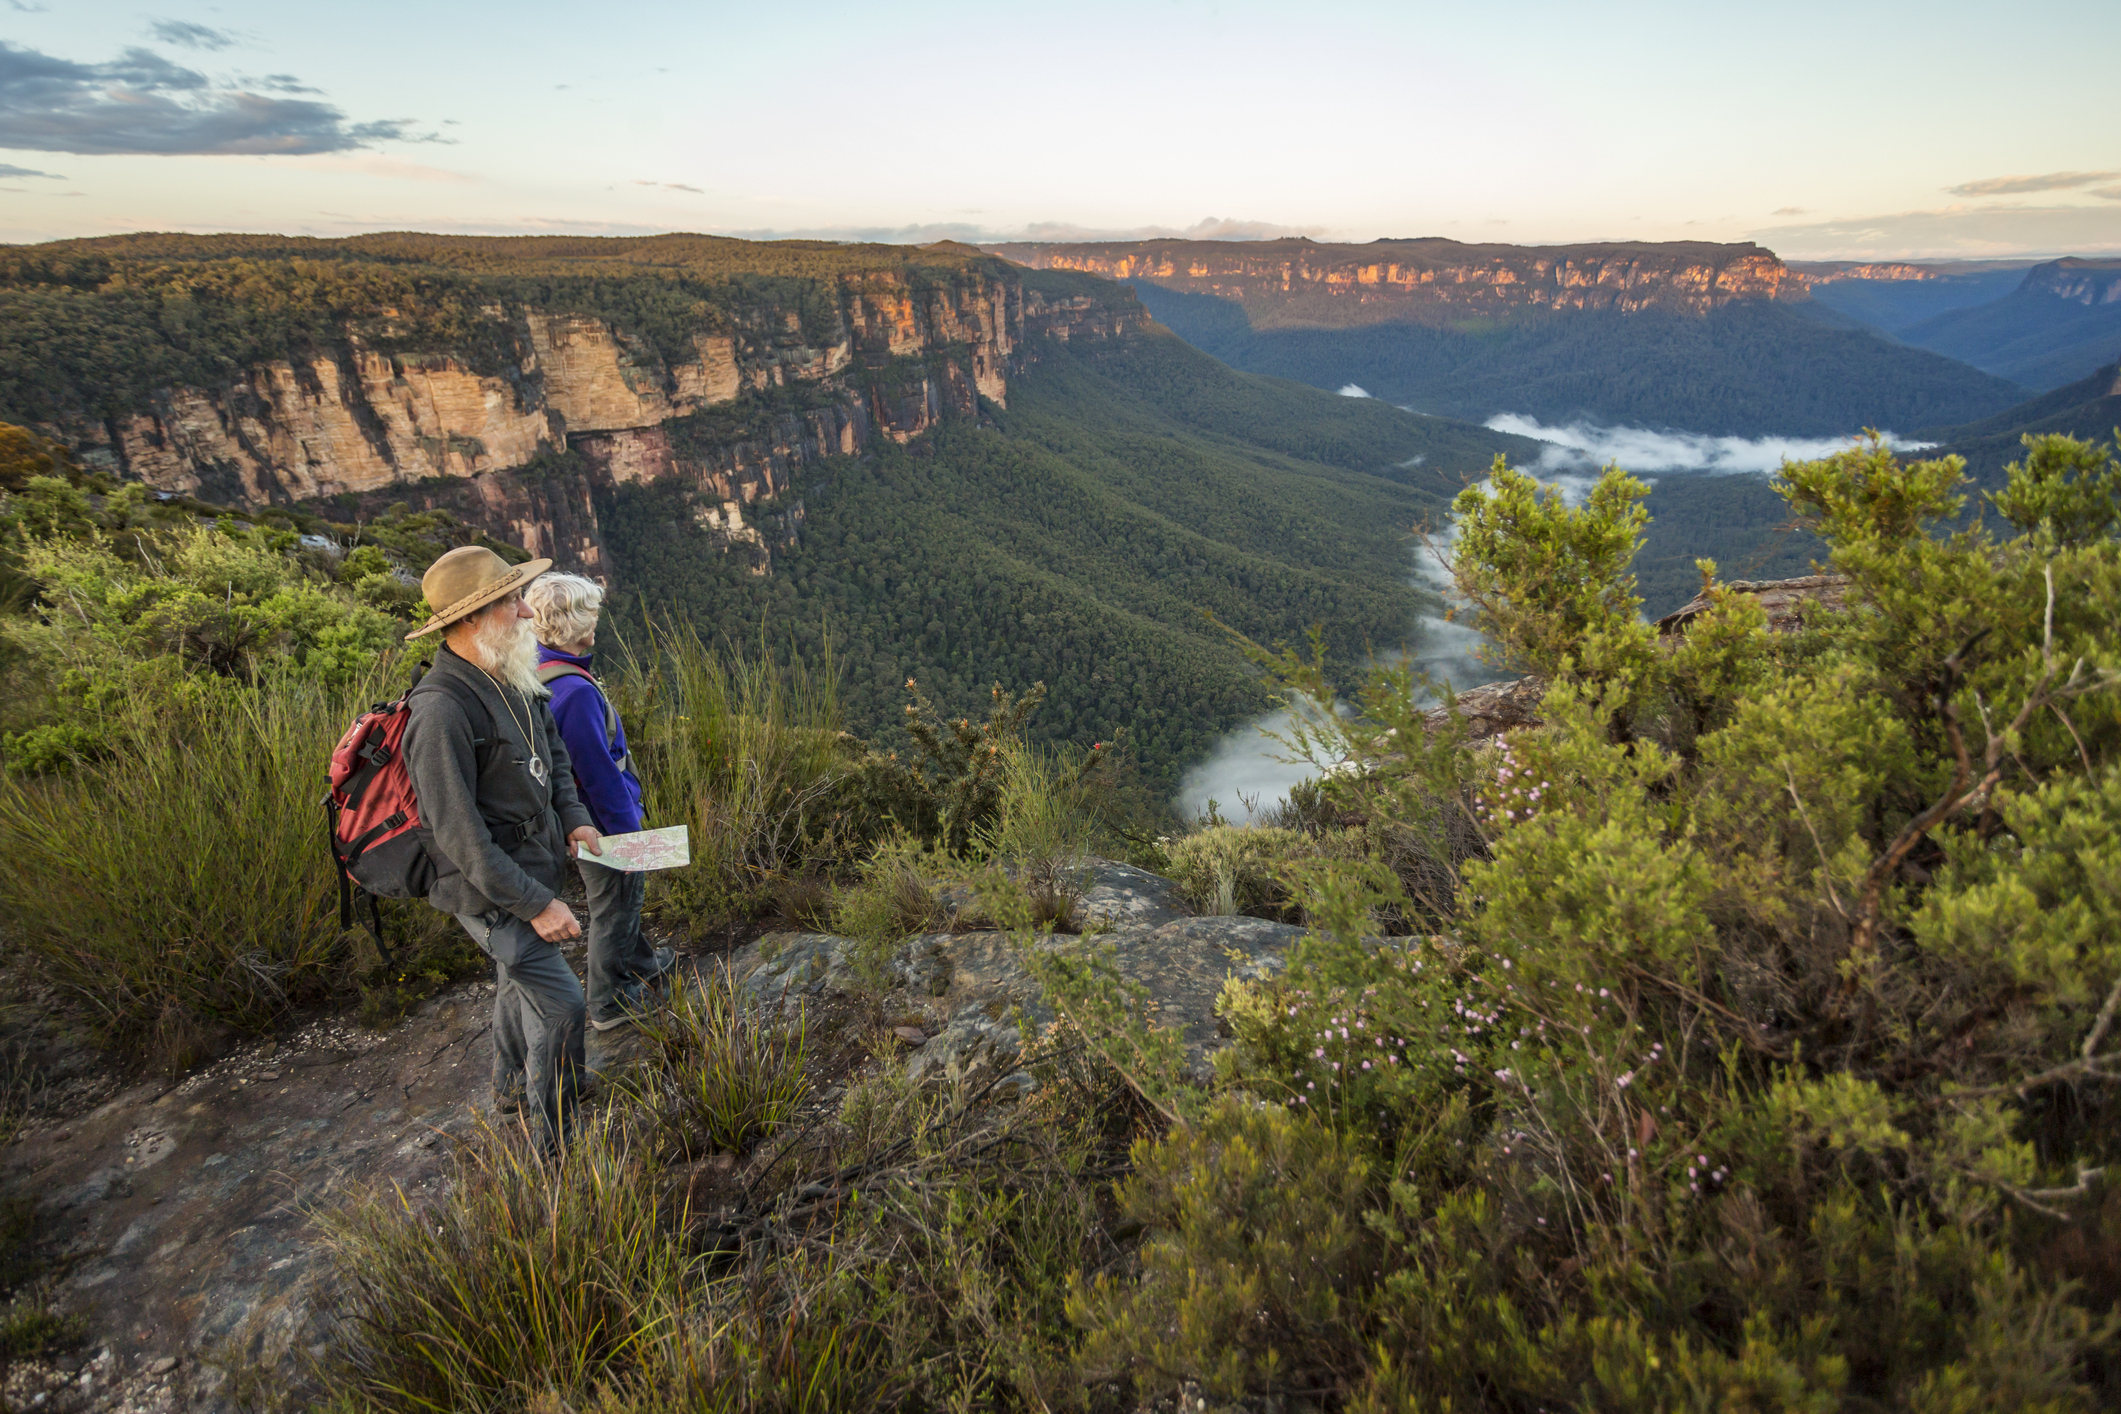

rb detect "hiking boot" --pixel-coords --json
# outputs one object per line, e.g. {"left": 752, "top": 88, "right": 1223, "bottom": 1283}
{"left": 588, "top": 981, "right": 653, "bottom": 1032}
{"left": 644, "top": 946, "right": 678, "bottom": 983}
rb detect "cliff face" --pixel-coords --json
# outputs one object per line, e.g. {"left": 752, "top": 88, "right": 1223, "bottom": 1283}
{"left": 2025, "top": 257, "right": 2121, "bottom": 307}
{"left": 990, "top": 237, "right": 1806, "bottom": 329}
{"left": 66, "top": 262, "right": 1146, "bottom": 578}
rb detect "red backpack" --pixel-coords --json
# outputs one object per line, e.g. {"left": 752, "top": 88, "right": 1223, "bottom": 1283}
{"left": 324, "top": 663, "right": 442, "bottom": 947}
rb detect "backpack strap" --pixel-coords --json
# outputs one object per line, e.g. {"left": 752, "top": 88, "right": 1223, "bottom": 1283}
{"left": 411, "top": 667, "right": 548, "bottom": 835}
{"left": 536, "top": 660, "right": 632, "bottom": 774}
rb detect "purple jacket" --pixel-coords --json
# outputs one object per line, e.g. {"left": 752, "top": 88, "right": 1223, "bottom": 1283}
{"left": 536, "top": 644, "right": 645, "bottom": 837}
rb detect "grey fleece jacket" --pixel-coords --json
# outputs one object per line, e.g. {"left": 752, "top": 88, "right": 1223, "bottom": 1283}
{"left": 403, "top": 644, "right": 595, "bottom": 922}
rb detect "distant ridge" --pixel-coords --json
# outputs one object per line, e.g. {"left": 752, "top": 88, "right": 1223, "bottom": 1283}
{"left": 1919, "top": 354, "right": 2121, "bottom": 485}
{"left": 986, "top": 237, "right": 2029, "bottom": 436}
{"left": 1898, "top": 259, "right": 2121, "bottom": 392}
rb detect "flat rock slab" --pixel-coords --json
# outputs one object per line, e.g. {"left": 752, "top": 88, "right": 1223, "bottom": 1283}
{"left": 730, "top": 870, "right": 1310, "bottom": 1082}
{"left": 1075, "top": 860, "right": 1192, "bottom": 930}
{"left": 2, "top": 971, "right": 642, "bottom": 1413}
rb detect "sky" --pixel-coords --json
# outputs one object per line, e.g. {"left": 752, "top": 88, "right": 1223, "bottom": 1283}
{"left": 2, "top": 0, "right": 2117, "bottom": 260}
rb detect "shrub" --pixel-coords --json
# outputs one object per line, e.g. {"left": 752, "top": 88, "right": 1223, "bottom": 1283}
{"left": 315, "top": 1114, "right": 691, "bottom": 1411}
{"left": 977, "top": 742, "right": 1099, "bottom": 931}
{"left": 830, "top": 832, "right": 945, "bottom": 990}
{"left": 1163, "top": 822, "right": 1367, "bottom": 921}
{"left": 1082, "top": 435, "right": 2121, "bottom": 1408}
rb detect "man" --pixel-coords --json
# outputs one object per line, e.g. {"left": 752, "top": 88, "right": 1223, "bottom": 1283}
{"left": 401, "top": 545, "right": 602, "bottom": 1149}
{"left": 525, "top": 571, "right": 673, "bottom": 1031}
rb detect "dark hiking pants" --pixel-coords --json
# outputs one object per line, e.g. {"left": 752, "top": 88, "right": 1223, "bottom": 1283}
{"left": 458, "top": 909, "right": 585, "bottom": 1152}
{"left": 582, "top": 863, "right": 666, "bottom": 1023}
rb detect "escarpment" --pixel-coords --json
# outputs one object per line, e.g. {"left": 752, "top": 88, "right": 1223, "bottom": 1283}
{"left": 20, "top": 237, "right": 1147, "bottom": 579}
{"left": 990, "top": 236, "right": 1807, "bottom": 328}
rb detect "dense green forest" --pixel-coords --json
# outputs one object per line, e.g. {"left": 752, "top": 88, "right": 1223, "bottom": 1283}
{"left": 1632, "top": 471, "right": 1823, "bottom": 613}
{"left": 601, "top": 326, "right": 1536, "bottom": 781}
{"left": 1131, "top": 282, "right": 2029, "bottom": 435}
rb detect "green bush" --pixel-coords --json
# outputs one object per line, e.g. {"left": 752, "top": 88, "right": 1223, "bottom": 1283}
{"left": 829, "top": 833, "right": 945, "bottom": 991}
{"left": 315, "top": 1114, "right": 694, "bottom": 1411}
{"left": 1059, "top": 434, "right": 2121, "bottom": 1408}
{"left": 976, "top": 742, "right": 1101, "bottom": 931}
{"left": 1163, "top": 822, "right": 1367, "bottom": 920}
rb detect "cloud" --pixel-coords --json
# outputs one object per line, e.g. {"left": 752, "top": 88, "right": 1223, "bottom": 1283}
{"left": 6, "top": 1, "right": 49, "bottom": 11}
{"left": 2094, "top": 187, "right": 2121, "bottom": 203}
{"left": 1337, "top": 384, "right": 1371, "bottom": 398}
{"left": 0, "top": 40, "right": 431, "bottom": 155}
{"left": 1772, "top": 206, "right": 1809, "bottom": 216}
{"left": 1754, "top": 203, "right": 2121, "bottom": 261}
{"left": 1947, "top": 170, "right": 2121, "bottom": 197}
{"left": 633, "top": 179, "right": 705, "bottom": 194}
{"left": 147, "top": 19, "right": 235, "bottom": 51}
{"left": 730, "top": 214, "right": 1334, "bottom": 245}
{"left": 1486, "top": 413, "right": 1930, "bottom": 475}
{"left": 0, "top": 161, "right": 61, "bottom": 178}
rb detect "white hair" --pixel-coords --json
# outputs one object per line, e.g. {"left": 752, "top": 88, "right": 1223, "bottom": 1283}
{"left": 525, "top": 572, "right": 605, "bottom": 648}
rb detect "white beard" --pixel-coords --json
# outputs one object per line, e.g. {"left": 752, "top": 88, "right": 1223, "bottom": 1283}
{"left": 466, "top": 610, "right": 547, "bottom": 698}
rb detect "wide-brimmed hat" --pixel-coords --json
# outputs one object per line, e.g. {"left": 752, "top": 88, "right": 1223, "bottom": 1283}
{"left": 405, "top": 545, "right": 553, "bottom": 640}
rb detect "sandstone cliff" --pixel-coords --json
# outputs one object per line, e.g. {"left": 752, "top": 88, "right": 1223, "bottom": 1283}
{"left": 989, "top": 236, "right": 1806, "bottom": 329}
{"left": 49, "top": 250, "right": 1146, "bottom": 578}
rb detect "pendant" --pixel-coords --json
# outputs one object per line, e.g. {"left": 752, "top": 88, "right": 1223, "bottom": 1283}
{"left": 529, "top": 755, "right": 548, "bottom": 785}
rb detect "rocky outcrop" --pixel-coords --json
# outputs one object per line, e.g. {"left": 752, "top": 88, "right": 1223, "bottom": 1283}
{"left": 60, "top": 254, "right": 1145, "bottom": 582}
{"left": 111, "top": 353, "right": 560, "bottom": 504}
{"left": 2023, "top": 257, "right": 2121, "bottom": 308}
{"left": 732, "top": 859, "right": 1302, "bottom": 1080}
{"left": 1790, "top": 261, "right": 1945, "bottom": 285}
{"left": 991, "top": 236, "right": 1806, "bottom": 329}
{"left": 1, "top": 857, "right": 1288, "bottom": 1410}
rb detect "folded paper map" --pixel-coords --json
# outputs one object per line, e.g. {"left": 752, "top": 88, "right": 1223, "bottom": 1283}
{"left": 577, "top": 825, "right": 690, "bottom": 872}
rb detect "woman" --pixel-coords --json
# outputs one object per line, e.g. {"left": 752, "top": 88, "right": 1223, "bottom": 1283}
{"left": 525, "top": 572, "right": 674, "bottom": 1030}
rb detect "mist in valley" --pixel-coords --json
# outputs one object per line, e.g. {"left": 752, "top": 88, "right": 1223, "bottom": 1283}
{"left": 1174, "top": 411, "right": 1929, "bottom": 822}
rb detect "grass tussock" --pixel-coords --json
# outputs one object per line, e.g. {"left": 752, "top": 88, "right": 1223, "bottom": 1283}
{"left": 316, "top": 1017, "right": 1136, "bottom": 1413}
{"left": 629, "top": 966, "right": 810, "bottom": 1160}
{"left": 0, "top": 666, "right": 466, "bottom": 1067}
{"left": 611, "top": 624, "right": 847, "bottom": 931}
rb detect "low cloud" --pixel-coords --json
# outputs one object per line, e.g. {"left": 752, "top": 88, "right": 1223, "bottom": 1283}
{"left": 0, "top": 40, "right": 433, "bottom": 155}
{"left": 1772, "top": 206, "right": 1809, "bottom": 216}
{"left": 2094, "top": 187, "right": 2121, "bottom": 203}
{"left": 1486, "top": 413, "right": 1929, "bottom": 475}
{"left": 1753, "top": 203, "right": 2121, "bottom": 260}
{"left": 634, "top": 180, "right": 705, "bottom": 194}
{"left": 0, "top": 161, "right": 60, "bottom": 178}
{"left": 728, "top": 214, "right": 1332, "bottom": 245}
{"left": 1948, "top": 170, "right": 2121, "bottom": 197}
{"left": 1337, "top": 384, "right": 1371, "bottom": 398}
{"left": 147, "top": 19, "right": 235, "bottom": 51}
